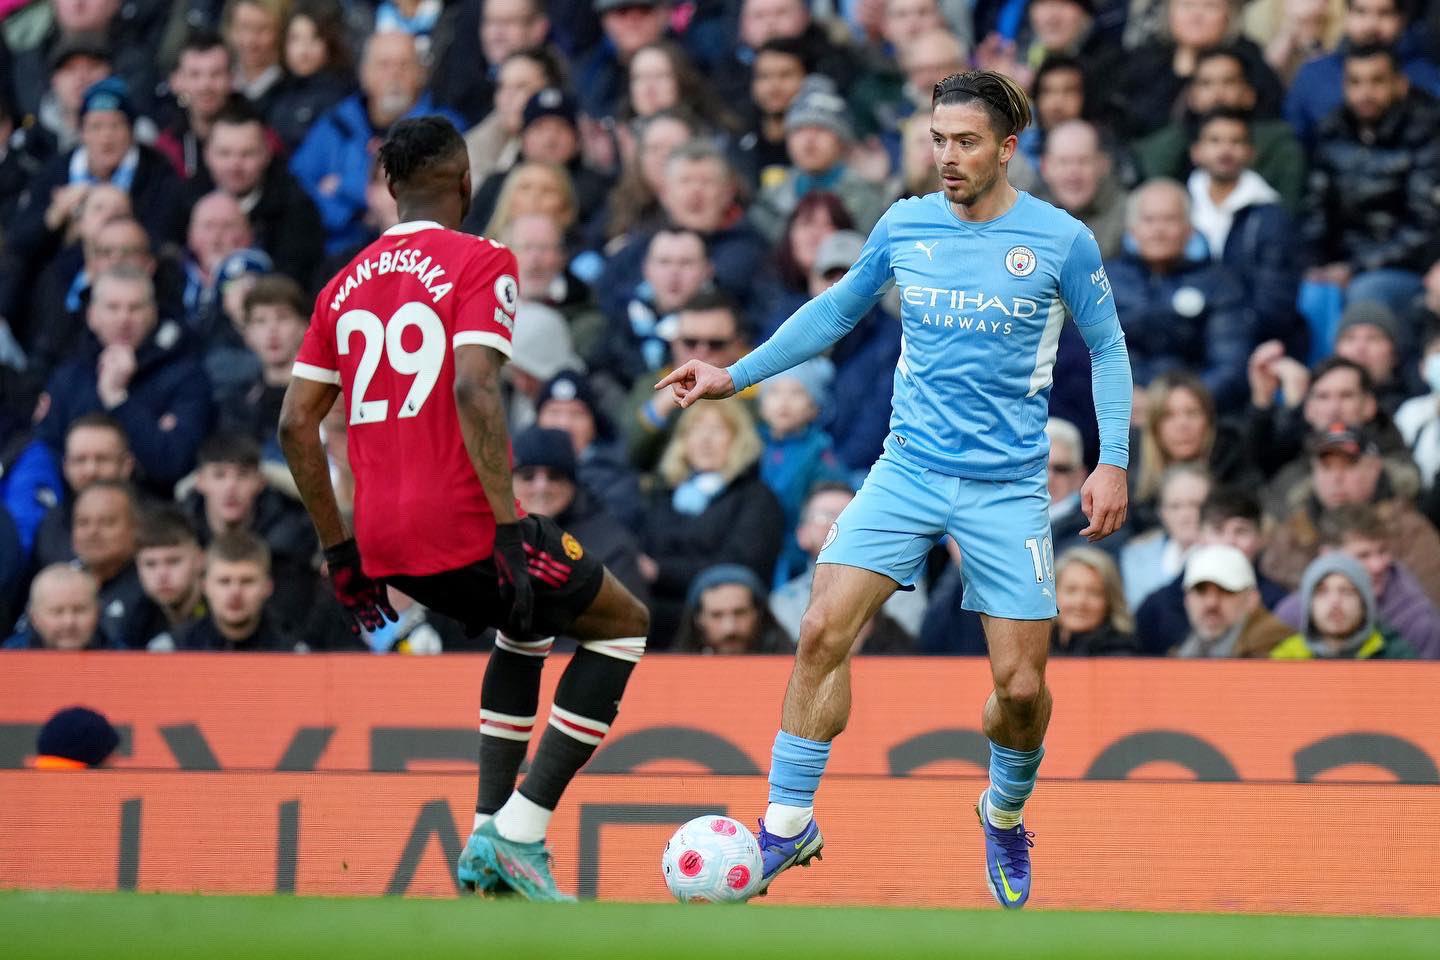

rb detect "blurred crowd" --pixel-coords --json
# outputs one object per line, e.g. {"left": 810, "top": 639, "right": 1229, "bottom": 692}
{"left": 0, "top": 0, "right": 1438, "bottom": 657}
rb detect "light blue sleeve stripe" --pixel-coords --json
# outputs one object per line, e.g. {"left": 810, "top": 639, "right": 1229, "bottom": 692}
{"left": 729, "top": 210, "right": 895, "bottom": 392}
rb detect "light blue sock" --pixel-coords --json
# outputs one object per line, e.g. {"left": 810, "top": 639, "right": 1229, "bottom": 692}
{"left": 987, "top": 741, "right": 1044, "bottom": 813}
{"left": 767, "top": 731, "right": 831, "bottom": 807}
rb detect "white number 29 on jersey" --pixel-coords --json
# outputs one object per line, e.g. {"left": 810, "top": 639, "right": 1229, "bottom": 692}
{"left": 337, "top": 303, "right": 446, "bottom": 425}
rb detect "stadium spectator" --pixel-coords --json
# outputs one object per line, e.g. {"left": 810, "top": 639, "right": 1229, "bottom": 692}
{"left": 620, "top": 39, "right": 738, "bottom": 133}
{"left": 0, "top": 93, "right": 55, "bottom": 232}
{"left": 1300, "top": 45, "right": 1440, "bottom": 317}
{"left": 30, "top": 32, "right": 109, "bottom": 153}
{"left": 757, "top": 357, "right": 846, "bottom": 584}
{"left": 1262, "top": 423, "right": 1440, "bottom": 604}
{"left": 465, "top": 86, "right": 613, "bottom": 240}
{"left": 1184, "top": 109, "right": 1301, "bottom": 350}
{"left": 214, "top": 275, "right": 308, "bottom": 460}
{"left": 639, "top": 400, "right": 784, "bottom": 647}
{"left": 1133, "top": 46, "right": 1306, "bottom": 210}
{"left": 1254, "top": 0, "right": 1342, "bottom": 86}
{"left": 626, "top": 290, "right": 753, "bottom": 470}
{"left": 1051, "top": 547, "right": 1139, "bottom": 656}
{"left": 267, "top": 0, "right": 357, "bottom": 153}
{"left": 193, "top": 248, "right": 273, "bottom": 400}
{"left": 480, "top": 160, "right": 579, "bottom": 242}
{"left": 1283, "top": 0, "right": 1440, "bottom": 148}
{"left": 505, "top": 302, "right": 584, "bottom": 432}
{"left": 863, "top": 27, "right": 970, "bottom": 179}
{"left": 35, "top": 266, "right": 213, "bottom": 494}
{"left": 708, "top": 0, "right": 854, "bottom": 110}
{"left": 749, "top": 76, "right": 891, "bottom": 244}
{"left": 1131, "top": 372, "right": 1255, "bottom": 526}
{"left": 673, "top": 563, "right": 794, "bottom": 654}
{"left": 598, "top": 226, "right": 715, "bottom": 389}
{"left": 770, "top": 482, "right": 928, "bottom": 643}
{"left": 1332, "top": 301, "right": 1412, "bottom": 416}
{"left": 506, "top": 213, "right": 607, "bottom": 363}
{"left": 177, "top": 530, "right": 297, "bottom": 651}
{"left": 599, "top": 140, "right": 771, "bottom": 327}
{"left": 3, "top": 564, "right": 105, "bottom": 650}
{"left": 10, "top": 0, "right": 163, "bottom": 123}
{"left": 134, "top": 505, "right": 208, "bottom": 650}
{"left": 1273, "top": 504, "right": 1440, "bottom": 658}
{"left": 763, "top": 192, "right": 854, "bottom": 337}
{"left": 1119, "top": 463, "right": 1211, "bottom": 610}
{"left": 1046, "top": 417, "right": 1093, "bottom": 555}
{"left": 511, "top": 426, "right": 650, "bottom": 605}
{"left": 0, "top": 427, "right": 64, "bottom": 566}
{"left": 1013, "top": 55, "right": 1089, "bottom": 167}
{"left": 291, "top": 30, "right": 464, "bottom": 254}
{"left": 536, "top": 371, "right": 644, "bottom": 529}
{"left": 7, "top": 78, "right": 180, "bottom": 306}
{"left": 1242, "top": 352, "right": 1412, "bottom": 495}
{"left": 464, "top": 47, "right": 562, "bottom": 185}
{"left": 734, "top": 37, "right": 812, "bottom": 192}
{"left": 1134, "top": 486, "right": 1290, "bottom": 654}
{"left": 1270, "top": 551, "right": 1414, "bottom": 658}
{"left": 1172, "top": 543, "right": 1290, "bottom": 657}
{"left": 178, "top": 99, "right": 326, "bottom": 286}
{"left": 71, "top": 479, "right": 150, "bottom": 649}
{"left": 224, "top": 0, "right": 286, "bottom": 113}
{"left": 598, "top": 107, "right": 702, "bottom": 245}
{"left": 574, "top": 0, "right": 673, "bottom": 121}
{"left": 31, "top": 414, "right": 134, "bottom": 569}
{"left": 1106, "top": 179, "right": 1254, "bottom": 412}
{"left": 156, "top": 32, "right": 236, "bottom": 179}
{"left": 1038, "top": 120, "right": 1126, "bottom": 259}
{"left": 1116, "top": 0, "right": 1282, "bottom": 139}
{"left": 1394, "top": 318, "right": 1440, "bottom": 493}
{"left": 1021, "top": 0, "right": 1118, "bottom": 78}
{"left": 30, "top": 706, "right": 119, "bottom": 767}
{"left": 178, "top": 192, "right": 253, "bottom": 331}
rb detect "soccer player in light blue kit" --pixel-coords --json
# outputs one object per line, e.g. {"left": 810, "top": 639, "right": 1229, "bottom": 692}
{"left": 657, "top": 71, "right": 1132, "bottom": 908}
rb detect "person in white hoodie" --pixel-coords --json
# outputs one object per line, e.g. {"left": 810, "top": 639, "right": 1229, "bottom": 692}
{"left": 1185, "top": 107, "right": 1301, "bottom": 349}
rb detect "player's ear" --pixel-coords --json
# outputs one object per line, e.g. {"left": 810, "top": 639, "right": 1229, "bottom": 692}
{"left": 999, "top": 133, "right": 1018, "bottom": 165}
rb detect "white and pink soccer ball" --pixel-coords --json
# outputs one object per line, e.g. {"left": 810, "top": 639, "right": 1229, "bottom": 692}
{"left": 661, "top": 815, "right": 764, "bottom": 903}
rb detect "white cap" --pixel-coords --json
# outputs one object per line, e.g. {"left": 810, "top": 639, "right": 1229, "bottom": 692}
{"left": 510, "top": 301, "right": 582, "bottom": 380}
{"left": 1183, "top": 544, "right": 1256, "bottom": 593}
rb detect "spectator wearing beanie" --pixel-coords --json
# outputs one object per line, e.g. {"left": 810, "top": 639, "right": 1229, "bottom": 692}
{"left": 31, "top": 706, "right": 120, "bottom": 768}
{"left": 1331, "top": 301, "right": 1415, "bottom": 416}
{"left": 536, "top": 371, "right": 644, "bottom": 529}
{"left": 748, "top": 76, "right": 891, "bottom": 245}
{"left": 512, "top": 426, "right": 650, "bottom": 608}
{"left": 672, "top": 563, "right": 794, "bottom": 654}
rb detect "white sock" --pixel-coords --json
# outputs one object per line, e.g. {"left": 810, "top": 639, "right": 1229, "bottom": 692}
{"left": 492, "top": 791, "right": 552, "bottom": 844}
{"left": 983, "top": 789, "right": 1024, "bottom": 829}
{"left": 764, "top": 803, "right": 814, "bottom": 838}
{"left": 472, "top": 812, "right": 492, "bottom": 832}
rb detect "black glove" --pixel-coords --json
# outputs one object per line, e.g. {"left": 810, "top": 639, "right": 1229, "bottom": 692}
{"left": 324, "top": 539, "right": 397, "bottom": 635}
{"left": 492, "top": 522, "right": 534, "bottom": 637}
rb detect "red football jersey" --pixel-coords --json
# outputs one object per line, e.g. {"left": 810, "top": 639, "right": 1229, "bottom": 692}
{"left": 294, "top": 221, "right": 521, "bottom": 577}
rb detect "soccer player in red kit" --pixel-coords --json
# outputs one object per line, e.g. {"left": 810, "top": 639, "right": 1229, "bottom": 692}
{"left": 278, "top": 117, "right": 649, "bottom": 902}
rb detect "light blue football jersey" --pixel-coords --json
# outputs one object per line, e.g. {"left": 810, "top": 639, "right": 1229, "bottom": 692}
{"left": 729, "top": 190, "right": 1130, "bottom": 480}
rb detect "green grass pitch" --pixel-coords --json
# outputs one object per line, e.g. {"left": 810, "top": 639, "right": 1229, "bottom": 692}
{"left": 3, "top": 892, "right": 1436, "bottom": 960}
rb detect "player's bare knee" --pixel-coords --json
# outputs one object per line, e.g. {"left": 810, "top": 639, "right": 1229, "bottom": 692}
{"left": 797, "top": 605, "right": 855, "bottom": 669}
{"left": 996, "top": 669, "right": 1045, "bottom": 714}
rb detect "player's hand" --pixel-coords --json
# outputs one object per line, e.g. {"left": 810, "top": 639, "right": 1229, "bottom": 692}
{"left": 324, "top": 539, "right": 398, "bottom": 634}
{"left": 1079, "top": 464, "right": 1128, "bottom": 542}
{"left": 492, "top": 522, "right": 534, "bottom": 637}
{"left": 654, "top": 360, "right": 736, "bottom": 409}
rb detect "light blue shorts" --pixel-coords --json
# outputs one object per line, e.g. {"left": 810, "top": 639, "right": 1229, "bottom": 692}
{"left": 818, "top": 440, "right": 1058, "bottom": 620}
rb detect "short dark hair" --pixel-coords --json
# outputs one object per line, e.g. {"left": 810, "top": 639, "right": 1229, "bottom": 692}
{"left": 504, "top": 46, "right": 566, "bottom": 88}
{"left": 678, "top": 287, "right": 740, "bottom": 320}
{"left": 1309, "top": 356, "right": 1376, "bottom": 397}
{"left": 207, "top": 529, "right": 271, "bottom": 573}
{"left": 378, "top": 115, "right": 467, "bottom": 187}
{"left": 1194, "top": 106, "right": 1253, "bottom": 142}
{"left": 805, "top": 480, "right": 855, "bottom": 506}
{"left": 1193, "top": 45, "right": 1251, "bottom": 83}
{"left": 210, "top": 94, "right": 266, "bottom": 131}
{"left": 243, "top": 274, "right": 308, "bottom": 323}
{"left": 1344, "top": 43, "right": 1401, "bottom": 70}
{"left": 66, "top": 412, "right": 128, "bottom": 447}
{"left": 177, "top": 28, "right": 228, "bottom": 65}
{"left": 198, "top": 432, "right": 262, "bottom": 469}
{"left": 137, "top": 505, "right": 200, "bottom": 551}
{"left": 932, "top": 70, "right": 1032, "bottom": 138}
{"left": 1319, "top": 503, "right": 1389, "bottom": 546}
{"left": 755, "top": 35, "right": 814, "bottom": 73}
{"left": 1200, "top": 487, "right": 1262, "bottom": 528}
{"left": 1031, "top": 55, "right": 1084, "bottom": 97}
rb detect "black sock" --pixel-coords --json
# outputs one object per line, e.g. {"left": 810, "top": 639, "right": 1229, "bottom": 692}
{"left": 518, "top": 646, "right": 637, "bottom": 811}
{"left": 476, "top": 636, "right": 552, "bottom": 816}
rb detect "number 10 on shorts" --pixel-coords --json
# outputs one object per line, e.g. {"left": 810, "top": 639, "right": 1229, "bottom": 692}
{"left": 1024, "top": 536, "right": 1054, "bottom": 583}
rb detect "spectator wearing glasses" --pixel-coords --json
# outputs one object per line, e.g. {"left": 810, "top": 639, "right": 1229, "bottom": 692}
{"left": 1045, "top": 417, "right": 1094, "bottom": 557}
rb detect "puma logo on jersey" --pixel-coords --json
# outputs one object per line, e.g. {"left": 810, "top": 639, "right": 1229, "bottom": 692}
{"left": 914, "top": 240, "right": 939, "bottom": 261}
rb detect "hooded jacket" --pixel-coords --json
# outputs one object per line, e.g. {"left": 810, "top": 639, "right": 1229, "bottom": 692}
{"left": 1274, "top": 560, "right": 1440, "bottom": 660}
{"left": 1270, "top": 552, "right": 1413, "bottom": 659}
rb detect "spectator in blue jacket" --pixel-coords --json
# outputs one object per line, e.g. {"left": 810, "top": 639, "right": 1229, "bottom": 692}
{"left": 1185, "top": 109, "right": 1302, "bottom": 354}
{"left": 290, "top": 30, "right": 466, "bottom": 254}
{"left": 35, "top": 266, "right": 214, "bottom": 495}
{"left": 1106, "top": 178, "right": 1254, "bottom": 412}
{"left": 1282, "top": 0, "right": 1440, "bottom": 149}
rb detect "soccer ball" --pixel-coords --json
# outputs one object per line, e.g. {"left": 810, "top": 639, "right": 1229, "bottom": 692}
{"left": 661, "top": 815, "right": 764, "bottom": 903}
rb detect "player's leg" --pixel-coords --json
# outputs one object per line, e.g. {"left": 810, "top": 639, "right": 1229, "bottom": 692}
{"left": 949, "top": 470, "right": 1056, "bottom": 909}
{"left": 474, "top": 522, "right": 648, "bottom": 900}
{"left": 758, "top": 446, "right": 945, "bottom": 893}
